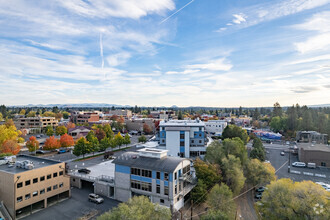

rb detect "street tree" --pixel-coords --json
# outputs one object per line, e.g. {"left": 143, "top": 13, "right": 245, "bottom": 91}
{"left": 44, "top": 136, "right": 60, "bottom": 150}
{"left": 26, "top": 136, "right": 40, "bottom": 153}
{"left": 100, "top": 137, "right": 111, "bottom": 151}
{"left": 221, "top": 155, "right": 245, "bottom": 194}
{"left": 73, "top": 137, "right": 90, "bottom": 158}
{"left": 123, "top": 134, "right": 131, "bottom": 147}
{"left": 143, "top": 124, "right": 152, "bottom": 134}
{"left": 95, "top": 128, "right": 106, "bottom": 141}
{"left": 114, "top": 132, "right": 124, "bottom": 148}
{"left": 245, "top": 159, "right": 276, "bottom": 186}
{"left": 138, "top": 135, "right": 147, "bottom": 143}
{"left": 0, "top": 124, "right": 20, "bottom": 146}
{"left": 103, "top": 124, "right": 114, "bottom": 139}
{"left": 206, "top": 184, "right": 236, "bottom": 219}
{"left": 60, "top": 134, "right": 74, "bottom": 148}
{"left": 1, "top": 140, "right": 20, "bottom": 155}
{"left": 86, "top": 131, "right": 99, "bottom": 155}
{"left": 56, "top": 125, "right": 67, "bottom": 136}
{"left": 259, "top": 179, "right": 330, "bottom": 220}
{"left": 97, "top": 196, "right": 171, "bottom": 220}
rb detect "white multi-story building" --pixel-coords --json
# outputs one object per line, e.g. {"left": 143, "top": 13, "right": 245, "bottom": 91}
{"left": 205, "top": 120, "right": 227, "bottom": 136}
{"left": 158, "top": 119, "right": 206, "bottom": 158}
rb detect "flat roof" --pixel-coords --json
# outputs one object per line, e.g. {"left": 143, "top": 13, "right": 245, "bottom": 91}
{"left": 113, "top": 152, "right": 188, "bottom": 173}
{"left": 0, "top": 155, "right": 61, "bottom": 174}
{"left": 160, "top": 120, "right": 205, "bottom": 127}
{"left": 298, "top": 143, "right": 330, "bottom": 152}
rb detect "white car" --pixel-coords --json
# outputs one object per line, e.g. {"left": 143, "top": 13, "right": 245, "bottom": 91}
{"left": 292, "top": 162, "right": 306, "bottom": 167}
{"left": 88, "top": 193, "right": 104, "bottom": 204}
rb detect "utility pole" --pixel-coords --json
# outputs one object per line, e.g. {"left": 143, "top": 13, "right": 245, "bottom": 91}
{"left": 190, "top": 200, "right": 193, "bottom": 220}
{"left": 288, "top": 149, "right": 291, "bottom": 173}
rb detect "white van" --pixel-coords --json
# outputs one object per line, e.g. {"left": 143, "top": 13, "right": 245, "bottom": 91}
{"left": 292, "top": 162, "right": 306, "bottom": 167}
{"left": 307, "top": 163, "right": 316, "bottom": 169}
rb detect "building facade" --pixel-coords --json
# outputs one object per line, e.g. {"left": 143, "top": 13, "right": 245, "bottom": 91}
{"left": 204, "top": 120, "right": 227, "bottom": 136}
{"left": 159, "top": 119, "right": 206, "bottom": 158}
{"left": 103, "top": 110, "right": 132, "bottom": 119}
{"left": 112, "top": 148, "right": 195, "bottom": 211}
{"left": 0, "top": 155, "right": 70, "bottom": 219}
{"left": 298, "top": 143, "right": 330, "bottom": 168}
{"left": 70, "top": 112, "right": 99, "bottom": 124}
{"left": 296, "top": 131, "right": 328, "bottom": 144}
{"left": 126, "top": 118, "right": 155, "bottom": 132}
{"left": 15, "top": 117, "right": 58, "bottom": 133}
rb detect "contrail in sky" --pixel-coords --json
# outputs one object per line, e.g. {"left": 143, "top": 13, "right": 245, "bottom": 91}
{"left": 100, "top": 32, "right": 104, "bottom": 69}
{"left": 159, "top": 0, "right": 195, "bottom": 24}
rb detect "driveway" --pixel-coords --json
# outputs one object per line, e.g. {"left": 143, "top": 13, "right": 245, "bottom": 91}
{"left": 22, "top": 188, "right": 120, "bottom": 220}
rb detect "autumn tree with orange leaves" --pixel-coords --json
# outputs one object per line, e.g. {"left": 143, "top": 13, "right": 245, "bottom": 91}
{"left": 66, "top": 122, "right": 75, "bottom": 130}
{"left": 1, "top": 140, "right": 20, "bottom": 155}
{"left": 44, "top": 136, "right": 60, "bottom": 150}
{"left": 26, "top": 136, "right": 40, "bottom": 153}
{"left": 60, "top": 134, "right": 74, "bottom": 148}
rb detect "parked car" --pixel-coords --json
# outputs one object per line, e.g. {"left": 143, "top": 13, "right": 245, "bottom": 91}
{"left": 78, "top": 168, "right": 91, "bottom": 174}
{"left": 36, "top": 135, "right": 41, "bottom": 138}
{"left": 36, "top": 150, "right": 45, "bottom": 154}
{"left": 88, "top": 193, "right": 104, "bottom": 204}
{"left": 256, "top": 187, "right": 266, "bottom": 192}
{"left": 292, "top": 162, "right": 306, "bottom": 167}
{"left": 307, "top": 163, "right": 316, "bottom": 169}
{"left": 280, "top": 151, "right": 285, "bottom": 156}
{"left": 255, "top": 192, "right": 262, "bottom": 199}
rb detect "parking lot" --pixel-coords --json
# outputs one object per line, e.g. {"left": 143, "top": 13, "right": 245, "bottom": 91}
{"left": 263, "top": 143, "right": 330, "bottom": 185}
{"left": 22, "top": 187, "right": 119, "bottom": 220}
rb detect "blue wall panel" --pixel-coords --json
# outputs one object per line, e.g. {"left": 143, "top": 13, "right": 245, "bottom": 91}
{"left": 115, "top": 165, "right": 130, "bottom": 174}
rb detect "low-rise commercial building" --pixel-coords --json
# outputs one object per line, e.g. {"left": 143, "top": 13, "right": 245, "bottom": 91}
{"left": 0, "top": 155, "right": 70, "bottom": 219}
{"left": 126, "top": 118, "right": 155, "bottom": 132}
{"left": 15, "top": 117, "right": 58, "bottom": 133}
{"left": 159, "top": 119, "right": 207, "bottom": 158}
{"left": 103, "top": 110, "right": 132, "bottom": 120}
{"left": 296, "top": 131, "right": 328, "bottom": 144}
{"left": 112, "top": 148, "right": 195, "bottom": 211}
{"left": 298, "top": 143, "right": 330, "bottom": 168}
{"left": 204, "top": 120, "right": 227, "bottom": 136}
{"left": 70, "top": 112, "right": 99, "bottom": 124}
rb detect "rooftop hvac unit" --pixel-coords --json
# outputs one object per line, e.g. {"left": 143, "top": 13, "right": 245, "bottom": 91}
{"left": 16, "top": 161, "right": 23, "bottom": 168}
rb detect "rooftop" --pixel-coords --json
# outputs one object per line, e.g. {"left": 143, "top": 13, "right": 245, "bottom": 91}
{"left": 160, "top": 119, "right": 205, "bottom": 127}
{"left": 0, "top": 155, "right": 61, "bottom": 174}
{"left": 298, "top": 143, "right": 330, "bottom": 152}
{"left": 112, "top": 151, "right": 188, "bottom": 173}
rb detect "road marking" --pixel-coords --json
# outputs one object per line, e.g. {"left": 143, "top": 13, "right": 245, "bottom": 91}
{"left": 275, "top": 160, "right": 288, "bottom": 173}
{"left": 315, "top": 174, "right": 327, "bottom": 178}
{"left": 290, "top": 170, "right": 301, "bottom": 174}
{"left": 303, "top": 172, "right": 314, "bottom": 176}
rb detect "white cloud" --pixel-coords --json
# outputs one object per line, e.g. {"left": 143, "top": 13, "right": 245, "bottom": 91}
{"left": 232, "top": 13, "right": 246, "bottom": 24}
{"left": 106, "top": 52, "right": 132, "bottom": 66}
{"left": 60, "top": 0, "right": 175, "bottom": 19}
{"left": 186, "top": 58, "right": 232, "bottom": 71}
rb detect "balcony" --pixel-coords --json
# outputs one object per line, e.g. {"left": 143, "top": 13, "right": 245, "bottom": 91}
{"left": 179, "top": 173, "right": 196, "bottom": 184}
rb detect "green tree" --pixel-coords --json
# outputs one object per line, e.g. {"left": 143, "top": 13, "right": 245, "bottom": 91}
{"left": 259, "top": 179, "right": 330, "bottom": 220}
{"left": 46, "top": 126, "right": 54, "bottom": 136}
{"left": 123, "top": 134, "right": 131, "bottom": 147}
{"left": 138, "top": 135, "right": 147, "bottom": 143}
{"left": 205, "top": 141, "right": 225, "bottom": 165}
{"left": 27, "top": 111, "right": 36, "bottom": 117}
{"left": 62, "top": 111, "right": 70, "bottom": 119}
{"left": 250, "top": 138, "right": 266, "bottom": 161}
{"left": 221, "top": 155, "right": 246, "bottom": 194}
{"left": 191, "top": 179, "right": 208, "bottom": 203}
{"left": 178, "top": 111, "right": 183, "bottom": 120}
{"left": 301, "top": 109, "right": 313, "bottom": 131}
{"left": 194, "top": 158, "right": 221, "bottom": 189}
{"left": 201, "top": 210, "right": 229, "bottom": 220}
{"left": 245, "top": 159, "right": 276, "bottom": 186}
{"left": 206, "top": 184, "right": 236, "bottom": 219}
{"left": 55, "top": 125, "right": 67, "bottom": 136}
{"left": 269, "top": 116, "right": 282, "bottom": 133}
{"left": 0, "top": 112, "right": 3, "bottom": 121}
{"left": 19, "top": 109, "right": 26, "bottom": 115}
{"left": 73, "top": 137, "right": 90, "bottom": 158}
{"left": 97, "top": 196, "right": 171, "bottom": 220}
{"left": 103, "top": 124, "right": 114, "bottom": 139}
{"left": 222, "top": 138, "right": 248, "bottom": 166}
{"left": 86, "top": 131, "right": 99, "bottom": 155}
{"left": 100, "top": 137, "right": 111, "bottom": 151}
{"left": 222, "top": 125, "right": 249, "bottom": 145}
{"left": 273, "top": 102, "right": 282, "bottom": 117}
{"left": 26, "top": 136, "right": 39, "bottom": 153}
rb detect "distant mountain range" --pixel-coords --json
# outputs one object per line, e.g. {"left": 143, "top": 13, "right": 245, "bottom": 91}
{"left": 8, "top": 103, "right": 330, "bottom": 108}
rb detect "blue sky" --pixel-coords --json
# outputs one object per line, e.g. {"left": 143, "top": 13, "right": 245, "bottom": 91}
{"left": 0, "top": 0, "right": 330, "bottom": 107}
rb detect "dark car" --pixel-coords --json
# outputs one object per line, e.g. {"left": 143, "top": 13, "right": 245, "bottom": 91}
{"left": 255, "top": 192, "right": 262, "bottom": 199}
{"left": 256, "top": 187, "right": 266, "bottom": 192}
{"left": 78, "top": 168, "right": 91, "bottom": 174}
{"left": 36, "top": 150, "right": 45, "bottom": 154}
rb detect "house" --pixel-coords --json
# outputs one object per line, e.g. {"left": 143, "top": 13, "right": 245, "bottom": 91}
{"left": 112, "top": 148, "right": 196, "bottom": 211}
{"left": 68, "top": 126, "right": 91, "bottom": 138}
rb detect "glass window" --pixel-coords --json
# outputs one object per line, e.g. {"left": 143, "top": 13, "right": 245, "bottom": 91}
{"left": 157, "top": 172, "right": 160, "bottom": 179}
{"left": 53, "top": 184, "right": 58, "bottom": 190}
{"left": 25, "top": 180, "right": 31, "bottom": 186}
{"left": 164, "top": 186, "right": 169, "bottom": 196}
{"left": 180, "top": 133, "right": 184, "bottom": 139}
{"left": 17, "top": 182, "right": 23, "bottom": 188}
{"left": 174, "top": 172, "right": 177, "bottom": 180}
{"left": 47, "top": 187, "right": 51, "bottom": 192}
{"left": 156, "top": 184, "right": 160, "bottom": 194}
{"left": 199, "top": 140, "right": 202, "bottom": 144}
{"left": 59, "top": 183, "right": 63, "bottom": 188}
{"left": 164, "top": 173, "right": 169, "bottom": 181}
{"left": 17, "top": 196, "right": 23, "bottom": 203}
{"left": 53, "top": 172, "right": 58, "bottom": 178}
{"left": 180, "top": 141, "right": 184, "bottom": 146}
{"left": 59, "top": 171, "right": 63, "bottom": 176}
{"left": 160, "top": 199, "right": 164, "bottom": 203}
{"left": 33, "top": 191, "right": 38, "bottom": 197}
{"left": 175, "top": 185, "right": 177, "bottom": 194}
{"left": 47, "top": 174, "right": 51, "bottom": 179}
{"left": 40, "top": 189, "right": 45, "bottom": 195}
{"left": 40, "top": 176, "right": 45, "bottom": 181}
{"left": 33, "top": 178, "right": 38, "bottom": 184}
{"left": 25, "top": 193, "right": 31, "bottom": 200}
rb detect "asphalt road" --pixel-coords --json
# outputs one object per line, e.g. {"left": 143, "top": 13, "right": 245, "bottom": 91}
{"left": 22, "top": 188, "right": 120, "bottom": 220}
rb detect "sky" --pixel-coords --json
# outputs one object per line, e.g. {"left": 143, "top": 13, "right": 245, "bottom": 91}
{"left": 0, "top": 0, "right": 330, "bottom": 107}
